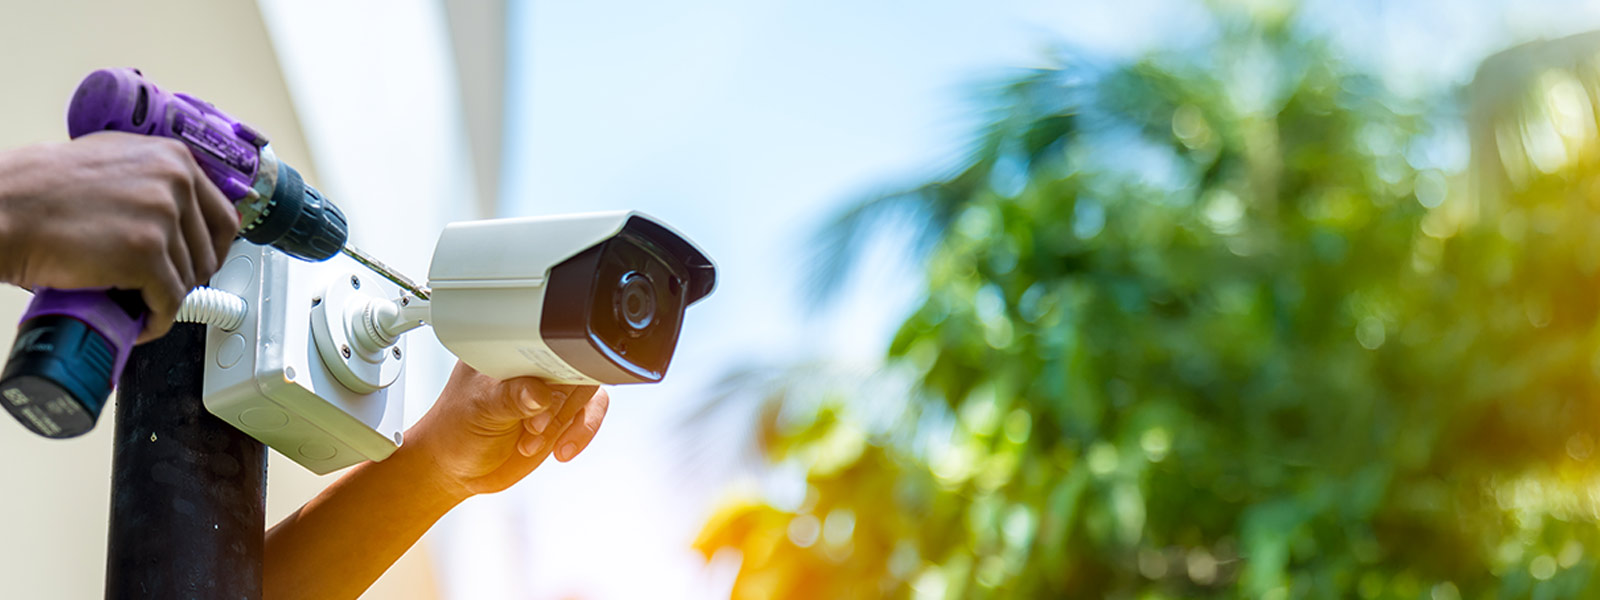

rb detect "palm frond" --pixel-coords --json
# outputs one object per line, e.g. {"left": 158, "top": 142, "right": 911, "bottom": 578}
{"left": 803, "top": 65, "right": 1091, "bottom": 309}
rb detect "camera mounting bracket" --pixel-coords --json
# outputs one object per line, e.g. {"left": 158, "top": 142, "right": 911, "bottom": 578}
{"left": 201, "top": 242, "right": 407, "bottom": 475}
{"left": 310, "top": 271, "right": 406, "bottom": 394}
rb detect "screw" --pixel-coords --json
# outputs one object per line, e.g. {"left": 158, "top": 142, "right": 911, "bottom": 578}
{"left": 311, "top": 296, "right": 322, "bottom": 307}
{"left": 341, "top": 344, "right": 351, "bottom": 359}
{"left": 350, "top": 275, "right": 361, "bottom": 289}
{"left": 392, "top": 347, "right": 403, "bottom": 359}
{"left": 400, "top": 297, "right": 409, "bottom": 307}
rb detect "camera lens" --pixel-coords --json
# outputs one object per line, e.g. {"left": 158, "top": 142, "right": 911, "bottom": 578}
{"left": 615, "top": 271, "right": 656, "bottom": 335}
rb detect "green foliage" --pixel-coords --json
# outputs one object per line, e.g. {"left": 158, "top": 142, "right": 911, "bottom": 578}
{"left": 697, "top": 16, "right": 1600, "bottom": 600}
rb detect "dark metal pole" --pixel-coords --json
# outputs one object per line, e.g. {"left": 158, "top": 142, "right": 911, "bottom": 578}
{"left": 106, "top": 323, "right": 266, "bottom": 599}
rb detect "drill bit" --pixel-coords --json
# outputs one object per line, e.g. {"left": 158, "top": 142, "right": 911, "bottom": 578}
{"left": 340, "top": 243, "right": 430, "bottom": 300}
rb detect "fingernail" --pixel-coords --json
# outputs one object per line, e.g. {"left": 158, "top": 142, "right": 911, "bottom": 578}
{"left": 557, "top": 442, "right": 578, "bottom": 462}
{"left": 529, "top": 411, "right": 553, "bottom": 434}
{"left": 522, "top": 389, "right": 540, "bottom": 411}
{"left": 518, "top": 438, "right": 535, "bottom": 457}
{"left": 528, "top": 437, "right": 547, "bottom": 456}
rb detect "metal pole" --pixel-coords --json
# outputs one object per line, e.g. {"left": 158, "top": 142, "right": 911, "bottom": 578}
{"left": 105, "top": 323, "right": 266, "bottom": 599}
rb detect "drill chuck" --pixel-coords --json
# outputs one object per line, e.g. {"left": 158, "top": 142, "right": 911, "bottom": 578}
{"left": 243, "top": 160, "right": 348, "bottom": 261}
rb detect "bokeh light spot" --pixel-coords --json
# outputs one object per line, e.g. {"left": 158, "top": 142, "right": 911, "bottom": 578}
{"left": 912, "top": 567, "right": 946, "bottom": 600}
{"left": 1186, "top": 547, "right": 1218, "bottom": 584}
{"left": 823, "top": 508, "right": 856, "bottom": 548}
{"left": 1141, "top": 426, "right": 1172, "bottom": 462}
{"left": 1088, "top": 441, "right": 1119, "bottom": 475}
{"left": 1415, "top": 170, "right": 1448, "bottom": 208}
{"left": 1529, "top": 555, "right": 1557, "bottom": 580}
{"left": 1559, "top": 540, "right": 1584, "bottom": 568}
{"left": 1203, "top": 189, "right": 1246, "bottom": 234}
{"left": 1073, "top": 198, "right": 1106, "bottom": 239}
{"left": 1356, "top": 316, "right": 1387, "bottom": 350}
{"left": 1138, "top": 547, "right": 1168, "bottom": 579}
{"left": 787, "top": 513, "right": 821, "bottom": 548}
{"left": 1003, "top": 409, "right": 1032, "bottom": 445}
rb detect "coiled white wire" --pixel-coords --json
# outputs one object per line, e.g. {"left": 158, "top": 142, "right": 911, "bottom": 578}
{"left": 174, "top": 286, "right": 247, "bottom": 331}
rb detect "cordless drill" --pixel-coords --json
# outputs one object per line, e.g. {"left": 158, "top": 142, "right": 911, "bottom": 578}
{"left": 0, "top": 68, "right": 350, "bottom": 438}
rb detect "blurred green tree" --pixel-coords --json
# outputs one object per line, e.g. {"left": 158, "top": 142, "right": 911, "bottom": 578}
{"left": 696, "top": 12, "right": 1600, "bottom": 600}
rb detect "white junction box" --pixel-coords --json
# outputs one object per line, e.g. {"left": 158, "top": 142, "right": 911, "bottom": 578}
{"left": 202, "top": 241, "right": 407, "bottom": 475}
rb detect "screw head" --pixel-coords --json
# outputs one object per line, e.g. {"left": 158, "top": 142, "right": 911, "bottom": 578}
{"left": 350, "top": 275, "right": 361, "bottom": 289}
{"left": 340, "top": 344, "right": 351, "bottom": 359}
{"left": 392, "top": 347, "right": 403, "bottom": 359}
{"left": 311, "top": 296, "right": 322, "bottom": 307}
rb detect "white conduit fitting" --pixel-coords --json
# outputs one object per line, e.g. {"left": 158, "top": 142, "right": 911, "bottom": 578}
{"left": 174, "top": 286, "right": 248, "bottom": 331}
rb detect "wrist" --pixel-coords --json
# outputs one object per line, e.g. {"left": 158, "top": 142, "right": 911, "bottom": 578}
{"left": 392, "top": 426, "right": 475, "bottom": 505}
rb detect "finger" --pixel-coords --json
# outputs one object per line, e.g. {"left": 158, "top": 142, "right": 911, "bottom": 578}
{"left": 525, "top": 382, "right": 587, "bottom": 432}
{"left": 517, "top": 386, "right": 595, "bottom": 455}
{"left": 521, "top": 390, "right": 573, "bottom": 437}
{"left": 524, "top": 412, "right": 555, "bottom": 436}
{"left": 190, "top": 160, "right": 239, "bottom": 263}
{"left": 137, "top": 262, "right": 184, "bottom": 343}
{"left": 510, "top": 377, "right": 569, "bottom": 418}
{"left": 554, "top": 387, "right": 609, "bottom": 462}
{"left": 516, "top": 429, "right": 548, "bottom": 457}
{"left": 164, "top": 201, "right": 197, "bottom": 292}
{"left": 177, "top": 185, "right": 219, "bottom": 284}
{"left": 548, "top": 386, "right": 595, "bottom": 432}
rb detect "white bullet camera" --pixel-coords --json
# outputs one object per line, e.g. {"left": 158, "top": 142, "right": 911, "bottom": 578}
{"left": 199, "top": 210, "right": 715, "bottom": 473}
{"left": 428, "top": 210, "right": 717, "bottom": 385}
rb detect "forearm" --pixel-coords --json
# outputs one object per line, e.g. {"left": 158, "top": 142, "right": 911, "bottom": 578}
{"left": 263, "top": 439, "right": 468, "bottom": 600}
{"left": 261, "top": 367, "right": 607, "bottom": 599}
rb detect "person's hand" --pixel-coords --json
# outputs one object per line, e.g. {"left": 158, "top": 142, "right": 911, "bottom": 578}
{"left": 404, "top": 361, "right": 612, "bottom": 500}
{"left": 0, "top": 132, "right": 239, "bottom": 342}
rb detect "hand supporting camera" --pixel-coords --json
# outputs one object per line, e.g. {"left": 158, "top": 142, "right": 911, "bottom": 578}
{"left": 263, "top": 361, "right": 611, "bottom": 600}
{"left": 412, "top": 361, "right": 612, "bottom": 496}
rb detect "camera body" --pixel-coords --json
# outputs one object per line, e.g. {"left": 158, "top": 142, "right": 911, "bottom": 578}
{"left": 428, "top": 211, "right": 716, "bottom": 384}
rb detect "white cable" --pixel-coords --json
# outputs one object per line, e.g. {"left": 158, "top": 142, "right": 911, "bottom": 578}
{"left": 175, "top": 286, "right": 248, "bottom": 331}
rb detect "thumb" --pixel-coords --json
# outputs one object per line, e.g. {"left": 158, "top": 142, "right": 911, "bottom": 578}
{"left": 496, "top": 377, "right": 566, "bottom": 422}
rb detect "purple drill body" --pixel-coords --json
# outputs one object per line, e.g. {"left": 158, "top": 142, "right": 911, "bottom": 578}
{"left": 0, "top": 68, "right": 348, "bottom": 438}
{"left": 68, "top": 68, "right": 267, "bottom": 200}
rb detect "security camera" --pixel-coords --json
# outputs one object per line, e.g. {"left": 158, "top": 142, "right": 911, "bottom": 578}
{"left": 194, "top": 210, "right": 715, "bottom": 473}
{"left": 427, "top": 211, "right": 717, "bottom": 385}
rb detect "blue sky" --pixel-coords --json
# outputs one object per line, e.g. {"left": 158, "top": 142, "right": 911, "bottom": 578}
{"left": 463, "top": 1, "right": 1600, "bottom": 598}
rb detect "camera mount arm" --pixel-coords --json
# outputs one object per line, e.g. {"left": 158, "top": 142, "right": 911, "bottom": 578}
{"left": 351, "top": 293, "right": 431, "bottom": 355}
